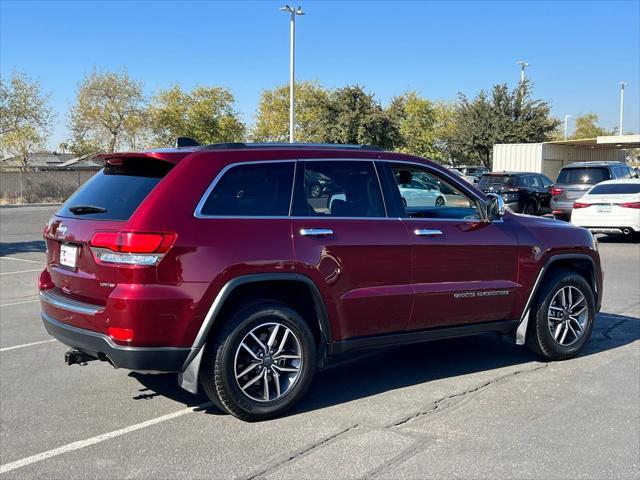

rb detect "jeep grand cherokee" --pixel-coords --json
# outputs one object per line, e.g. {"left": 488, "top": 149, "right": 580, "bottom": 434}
{"left": 40, "top": 143, "right": 602, "bottom": 421}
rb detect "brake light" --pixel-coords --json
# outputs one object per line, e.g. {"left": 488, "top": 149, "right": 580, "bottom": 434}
{"left": 38, "top": 269, "right": 54, "bottom": 290}
{"left": 551, "top": 187, "right": 563, "bottom": 196}
{"left": 89, "top": 231, "right": 176, "bottom": 266}
{"left": 572, "top": 202, "right": 590, "bottom": 209}
{"left": 619, "top": 201, "right": 640, "bottom": 209}
{"left": 107, "top": 327, "right": 134, "bottom": 342}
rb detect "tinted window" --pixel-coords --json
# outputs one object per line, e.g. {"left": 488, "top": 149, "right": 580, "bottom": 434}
{"left": 390, "top": 165, "right": 478, "bottom": 219}
{"left": 516, "top": 176, "right": 530, "bottom": 187}
{"left": 293, "top": 161, "right": 385, "bottom": 217}
{"left": 540, "top": 175, "right": 553, "bottom": 187}
{"left": 589, "top": 183, "right": 640, "bottom": 195}
{"left": 200, "top": 162, "right": 294, "bottom": 216}
{"left": 557, "top": 167, "right": 611, "bottom": 184}
{"left": 529, "top": 176, "right": 543, "bottom": 188}
{"left": 478, "top": 175, "right": 516, "bottom": 187}
{"left": 57, "top": 158, "right": 173, "bottom": 220}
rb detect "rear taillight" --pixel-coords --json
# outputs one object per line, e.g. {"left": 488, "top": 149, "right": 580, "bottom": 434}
{"left": 551, "top": 187, "right": 563, "bottom": 196}
{"left": 572, "top": 202, "right": 590, "bottom": 209}
{"left": 620, "top": 201, "right": 640, "bottom": 209}
{"left": 38, "top": 269, "right": 54, "bottom": 290}
{"left": 107, "top": 327, "right": 134, "bottom": 342}
{"left": 89, "top": 231, "right": 176, "bottom": 266}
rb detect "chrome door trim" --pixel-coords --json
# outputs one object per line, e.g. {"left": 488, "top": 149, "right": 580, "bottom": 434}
{"left": 413, "top": 229, "right": 443, "bottom": 237}
{"left": 300, "top": 228, "right": 334, "bottom": 237}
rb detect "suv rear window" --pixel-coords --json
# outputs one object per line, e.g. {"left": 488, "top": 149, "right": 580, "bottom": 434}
{"left": 57, "top": 158, "right": 173, "bottom": 220}
{"left": 589, "top": 183, "right": 640, "bottom": 194}
{"left": 478, "top": 175, "right": 516, "bottom": 187}
{"left": 557, "top": 167, "right": 610, "bottom": 184}
{"left": 199, "top": 162, "right": 294, "bottom": 217}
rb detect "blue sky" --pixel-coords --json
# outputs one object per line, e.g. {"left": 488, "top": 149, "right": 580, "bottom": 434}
{"left": 1, "top": 0, "right": 639, "bottom": 149}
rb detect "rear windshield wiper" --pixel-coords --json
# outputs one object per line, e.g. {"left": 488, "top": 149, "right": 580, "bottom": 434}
{"left": 68, "top": 205, "right": 107, "bottom": 215}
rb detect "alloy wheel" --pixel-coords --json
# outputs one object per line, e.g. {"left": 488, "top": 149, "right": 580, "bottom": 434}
{"left": 233, "top": 322, "right": 303, "bottom": 402}
{"left": 547, "top": 286, "right": 588, "bottom": 346}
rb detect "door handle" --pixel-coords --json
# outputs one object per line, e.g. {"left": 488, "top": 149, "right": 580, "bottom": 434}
{"left": 414, "top": 229, "right": 443, "bottom": 237}
{"left": 300, "top": 228, "right": 334, "bottom": 237}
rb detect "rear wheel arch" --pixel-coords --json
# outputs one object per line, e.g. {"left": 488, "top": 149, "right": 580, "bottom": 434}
{"left": 178, "top": 274, "right": 331, "bottom": 394}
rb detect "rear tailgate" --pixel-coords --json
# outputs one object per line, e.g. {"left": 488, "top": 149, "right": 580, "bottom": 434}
{"left": 43, "top": 155, "right": 176, "bottom": 307}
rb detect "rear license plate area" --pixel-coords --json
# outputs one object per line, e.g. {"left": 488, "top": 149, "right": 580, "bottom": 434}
{"left": 59, "top": 244, "right": 79, "bottom": 269}
{"left": 596, "top": 205, "right": 611, "bottom": 213}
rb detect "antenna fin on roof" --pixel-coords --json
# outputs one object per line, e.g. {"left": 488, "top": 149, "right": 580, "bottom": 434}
{"left": 175, "top": 137, "right": 200, "bottom": 148}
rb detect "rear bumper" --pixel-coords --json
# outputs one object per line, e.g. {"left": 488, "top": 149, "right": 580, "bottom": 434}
{"left": 42, "top": 311, "right": 190, "bottom": 372}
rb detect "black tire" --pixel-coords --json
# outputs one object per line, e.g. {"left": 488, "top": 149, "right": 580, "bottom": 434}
{"left": 523, "top": 200, "right": 538, "bottom": 216}
{"left": 526, "top": 269, "right": 595, "bottom": 361}
{"left": 199, "top": 301, "right": 316, "bottom": 421}
{"left": 309, "top": 183, "right": 322, "bottom": 198}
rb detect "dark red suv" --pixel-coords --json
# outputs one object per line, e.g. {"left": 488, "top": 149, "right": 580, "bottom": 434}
{"left": 39, "top": 143, "right": 602, "bottom": 421}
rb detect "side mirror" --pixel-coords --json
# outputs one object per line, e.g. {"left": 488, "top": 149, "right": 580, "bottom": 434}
{"left": 486, "top": 193, "right": 505, "bottom": 220}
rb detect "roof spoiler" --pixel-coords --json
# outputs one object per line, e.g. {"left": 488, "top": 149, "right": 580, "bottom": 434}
{"left": 175, "top": 137, "right": 200, "bottom": 148}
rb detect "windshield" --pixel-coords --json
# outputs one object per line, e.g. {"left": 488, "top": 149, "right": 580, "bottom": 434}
{"left": 557, "top": 167, "right": 610, "bottom": 184}
{"left": 478, "top": 175, "right": 516, "bottom": 187}
{"left": 57, "top": 158, "right": 173, "bottom": 220}
{"left": 589, "top": 183, "right": 640, "bottom": 195}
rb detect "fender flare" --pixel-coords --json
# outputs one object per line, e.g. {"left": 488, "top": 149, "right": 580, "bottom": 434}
{"left": 515, "top": 253, "right": 599, "bottom": 345}
{"left": 178, "top": 273, "right": 331, "bottom": 394}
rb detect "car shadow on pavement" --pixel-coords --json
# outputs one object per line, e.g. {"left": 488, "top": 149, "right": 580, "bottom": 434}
{"left": 128, "top": 312, "right": 638, "bottom": 417}
{"left": 0, "top": 240, "right": 46, "bottom": 255}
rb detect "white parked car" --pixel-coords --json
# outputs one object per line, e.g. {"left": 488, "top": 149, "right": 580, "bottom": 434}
{"left": 399, "top": 179, "right": 447, "bottom": 207}
{"left": 570, "top": 179, "right": 640, "bottom": 236}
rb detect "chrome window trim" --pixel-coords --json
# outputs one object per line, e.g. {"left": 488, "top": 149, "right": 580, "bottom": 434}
{"left": 193, "top": 160, "right": 296, "bottom": 219}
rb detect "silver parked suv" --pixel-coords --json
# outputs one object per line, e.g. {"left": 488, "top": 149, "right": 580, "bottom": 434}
{"left": 551, "top": 161, "right": 637, "bottom": 220}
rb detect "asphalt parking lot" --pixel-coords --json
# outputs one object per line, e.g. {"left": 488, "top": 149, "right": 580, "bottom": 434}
{"left": 0, "top": 205, "right": 638, "bottom": 479}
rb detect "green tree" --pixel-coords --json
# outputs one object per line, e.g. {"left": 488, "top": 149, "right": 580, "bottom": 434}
{"left": 570, "top": 113, "right": 611, "bottom": 139}
{"left": 321, "top": 85, "right": 395, "bottom": 148}
{"left": 0, "top": 71, "right": 53, "bottom": 167}
{"left": 149, "top": 85, "right": 245, "bottom": 146}
{"left": 385, "top": 91, "right": 458, "bottom": 163}
{"left": 68, "top": 69, "right": 146, "bottom": 154}
{"left": 453, "top": 81, "right": 559, "bottom": 168}
{"left": 251, "top": 82, "right": 329, "bottom": 142}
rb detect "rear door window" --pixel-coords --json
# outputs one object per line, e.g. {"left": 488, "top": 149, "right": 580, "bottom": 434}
{"left": 557, "top": 167, "right": 611, "bottom": 184}
{"left": 292, "top": 161, "right": 385, "bottom": 217}
{"left": 199, "top": 162, "right": 295, "bottom": 217}
{"left": 57, "top": 158, "right": 173, "bottom": 220}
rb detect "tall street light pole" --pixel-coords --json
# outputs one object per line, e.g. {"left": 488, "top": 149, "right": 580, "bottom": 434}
{"left": 618, "top": 82, "right": 628, "bottom": 135}
{"left": 516, "top": 60, "right": 530, "bottom": 84}
{"left": 564, "top": 114, "right": 572, "bottom": 140}
{"left": 280, "top": 5, "right": 304, "bottom": 143}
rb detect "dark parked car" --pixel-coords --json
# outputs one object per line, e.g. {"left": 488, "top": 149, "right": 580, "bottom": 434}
{"left": 551, "top": 161, "right": 637, "bottom": 220}
{"left": 451, "top": 165, "right": 489, "bottom": 182}
{"left": 478, "top": 172, "right": 554, "bottom": 215}
{"left": 304, "top": 170, "right": 337, "bottom": 198}
{"left": 40, "top": 143, "right": 602, "bottom": 421}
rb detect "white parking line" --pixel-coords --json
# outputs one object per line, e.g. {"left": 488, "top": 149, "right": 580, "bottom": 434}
{"left": 1, "top": 269, "right": 42, "bottom": 276}
{"left": 0, "top": 257, "right": 44, "bottom": 264}
{"left": 0, "top": 401, "right": 213, "bottom": 474}
{"left": 0, "top": 340, "right": 56, "bottom": 352}
{"left": 0, "top": 299, "right": 39, "bottom": 307}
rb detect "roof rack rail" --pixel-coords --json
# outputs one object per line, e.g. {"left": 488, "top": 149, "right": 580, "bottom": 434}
{"left": 196, "top": 142, "right": 384, "bottom": 151}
